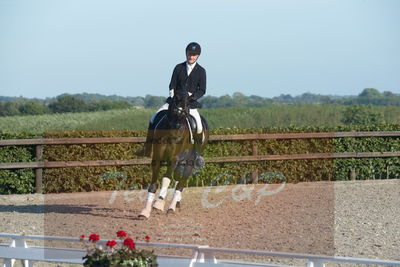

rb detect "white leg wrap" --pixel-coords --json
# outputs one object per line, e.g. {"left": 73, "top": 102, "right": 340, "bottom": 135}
{"left": 139, "top": 192, "right": 155, "bottom": 218}
{"left": 158, "top": 177, "right": 171, "bottom": 199}
{"left": 147, "top": 192, "right": 155, "bottom": 202}
{"left": 173, "top": 190, "right": 182, "bottom": 202}
{"left": 168, "top": 190, "right": 182, "bottom": 212}
{"left": 153, "top": 178, "right": 171, "bottom": 211}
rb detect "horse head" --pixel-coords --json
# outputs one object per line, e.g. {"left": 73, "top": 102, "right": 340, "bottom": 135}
{"left": 167, "top": 93, "right": 190, "bottom": 131}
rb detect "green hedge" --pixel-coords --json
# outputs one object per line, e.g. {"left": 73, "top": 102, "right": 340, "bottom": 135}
{"left": 333, "top": 124, "right": 400, "bottom": 180}
{"left": 43, "top": 130, "right": 148, "bottom": 193}
{"left": 43, "top": 125, "right": 400, "bottom": 193}
{"left": 0, "top": 132, "right": 37, "bottom": 194}
{"left": 1, "top": 125, "right": 400, "bottom": 194}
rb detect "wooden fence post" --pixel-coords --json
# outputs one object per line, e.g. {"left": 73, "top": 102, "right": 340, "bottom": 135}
{"left": 35, "top": 145, "right": 43, "bottom": 193}
{"left": 349, "top": 169, "right": 356, "bottom": 181}
{"left": 251, "top": 141, "right": 258, "bottom": 184}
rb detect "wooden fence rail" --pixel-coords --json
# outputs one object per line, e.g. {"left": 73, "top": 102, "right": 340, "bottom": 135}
{"left": 1, "top": 131, "right": 399, "bottom": 193}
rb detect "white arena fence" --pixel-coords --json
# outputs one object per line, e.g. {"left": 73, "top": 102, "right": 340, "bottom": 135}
{"left": 1, "top": 233, "right": 400, "bottom": 267}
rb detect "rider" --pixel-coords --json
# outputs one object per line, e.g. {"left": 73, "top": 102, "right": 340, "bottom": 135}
{"left": 136, "top": 42, "right": 206, "bottom": 157}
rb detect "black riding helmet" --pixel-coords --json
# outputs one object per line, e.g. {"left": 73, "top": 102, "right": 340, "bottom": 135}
{"left": 186, "top": 42, "right": 201, "bottom": 55}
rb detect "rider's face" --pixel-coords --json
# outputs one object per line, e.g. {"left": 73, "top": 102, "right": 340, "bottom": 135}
{"left": 186, "top": 53, "right": 199, "bottom": 65}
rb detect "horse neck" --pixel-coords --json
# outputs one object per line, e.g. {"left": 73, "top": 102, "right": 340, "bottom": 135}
{"left": 167, "top": 108, "right": 189, "bottom": 129}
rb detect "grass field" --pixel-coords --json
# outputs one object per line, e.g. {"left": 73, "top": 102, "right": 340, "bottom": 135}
{"left": 1, "top": 105, "right": 399, "bottom": 134}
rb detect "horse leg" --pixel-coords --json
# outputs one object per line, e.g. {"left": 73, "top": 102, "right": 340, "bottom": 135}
{"left": 139, "top": 184, "right": 157, "bottom": 219}
{"left": 152, "top": 177, "right": 171, "bottom": 211}
{"left": 153, "top": 161, "right": 175, "bottom": 211}
{"left": 139, "top": 158, "right": 161, "bottom": 219}
{"left": 167, "top": 166, "right": 191, "bottom": 213}
{"left": 167, "top": 182, "right": 184, "bottom": 213}
{"left": 167, "top": 147, "right": 198, "bottom": 213}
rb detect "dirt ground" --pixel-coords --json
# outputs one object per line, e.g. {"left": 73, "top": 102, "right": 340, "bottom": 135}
{"left": 44, "top": 182, "right": 334, "bottom": 255}
{"left": 1, "top": 180, "right": 400, "bottom": 266}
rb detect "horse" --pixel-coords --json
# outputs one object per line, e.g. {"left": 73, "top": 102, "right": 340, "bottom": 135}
{"left": 139, "top": 94, "right": 208, "bottom": 219}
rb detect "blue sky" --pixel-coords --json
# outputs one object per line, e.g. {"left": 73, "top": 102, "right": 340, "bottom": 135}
{"left": 0, "top": 0, "right": 399, "bottom": 99}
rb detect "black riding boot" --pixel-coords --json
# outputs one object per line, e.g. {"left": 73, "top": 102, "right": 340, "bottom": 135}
{"left": 193, "top": 132, "right": 203, "bottom": 154}
{"left": 192, "top": 132, "right": 205, "bottom": 169}
{"left": 135, "top": 122, "right": 154, "bottom": 157}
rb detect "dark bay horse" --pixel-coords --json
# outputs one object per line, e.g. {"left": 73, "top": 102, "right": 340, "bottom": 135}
{"left": 139, "top": 95, "right": 208, "bottom": 219}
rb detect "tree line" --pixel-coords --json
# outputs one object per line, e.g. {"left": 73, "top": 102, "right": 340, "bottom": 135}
{"left": 200, "top": 88, "right": 400, "bottom": 108}
{"left": 0, "top": 88, "right": 399, "bottom": 117}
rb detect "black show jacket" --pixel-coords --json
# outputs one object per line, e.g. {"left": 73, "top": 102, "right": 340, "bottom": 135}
{"left": 168, "top": 61, "right": 206, "bottom": 109}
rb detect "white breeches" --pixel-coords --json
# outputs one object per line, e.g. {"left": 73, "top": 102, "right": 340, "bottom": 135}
{"left": 150, "top": 103, "right": 203, "bottom": 134}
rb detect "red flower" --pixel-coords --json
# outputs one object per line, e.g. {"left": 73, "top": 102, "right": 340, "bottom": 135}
{"left": 116, "top": 230, "right": 127, "bottom": 238}
{"left": 88, "top": 233, "right": 100, "bottom": 243}
{"left": 145, "top": 235, "right": 150, "bottom": 242}
{"left": 79, "top": 235, "right": 85, "bottom": 240}
{"left": 106, "top": 240, "right": 117, "bottom": 248}
{"left": 123, "top": 238, "right": 136, "bottom": 249}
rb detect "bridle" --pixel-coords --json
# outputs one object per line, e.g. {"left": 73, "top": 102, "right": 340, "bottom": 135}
{"left": 167, "top": 95, "right": 190, "bottom": 130}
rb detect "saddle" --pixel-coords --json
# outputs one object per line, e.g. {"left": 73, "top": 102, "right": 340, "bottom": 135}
{"left": 152, "top": 110, "right": 208, "bottom": 144}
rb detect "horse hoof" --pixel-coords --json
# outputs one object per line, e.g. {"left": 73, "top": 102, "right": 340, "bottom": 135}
{"left": 153, "top": 199, "right": 166, "bottom": 211}
{"left": 166, "top": 202, "right": 180, "bottom": 215}
{"left": 166, "top": 208, "right": 175, "bottom": 215}
{"left": 139, "top": 209, "right": 151, "bottom": 219}
{"left": 138, "top": 215, "right": 148, "bottom": 220}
